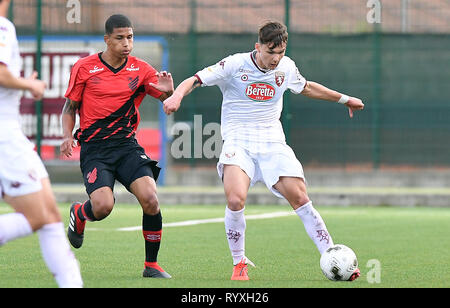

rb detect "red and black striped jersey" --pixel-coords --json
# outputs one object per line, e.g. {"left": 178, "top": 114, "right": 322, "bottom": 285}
{"left": 65, "top": 52, "right": 163, "bottom": 143}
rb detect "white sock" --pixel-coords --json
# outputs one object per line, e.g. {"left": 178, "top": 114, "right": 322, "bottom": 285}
{"left": 0, "top": 213, "right": 33, "bottom": 246}
{"left": 295, "top": 201, "right": 334, "bottom": 254}
{"left": 224, "top": 207, "right": 246, "bottom": 265}
{"left": 38, "top": 222, "right": 83, "bottom": 288}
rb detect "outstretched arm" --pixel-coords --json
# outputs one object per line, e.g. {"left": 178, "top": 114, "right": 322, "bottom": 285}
{"left": 162, "top": 76, "right": 201, "bottom": 115}
{"left": 60, "top": 98, "right": 80, "bottom": 157}
{"left": 301, "top": 81, "right": 364, "bottom": 118}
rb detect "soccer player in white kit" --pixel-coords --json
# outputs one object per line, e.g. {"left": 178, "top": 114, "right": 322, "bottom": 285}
{"left": 163, "top": 21, "right": 364, "bottom": 281}
{"left": 0, "top": 0, "right": 83, "bottom": 287}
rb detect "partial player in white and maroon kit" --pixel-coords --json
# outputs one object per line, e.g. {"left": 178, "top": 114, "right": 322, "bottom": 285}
{"left": 163, "top": 21, "right": 364, "bottom": 281}
{"left": 195, "top": 50, "right": 307, "bottom": 193}
{"left": 0, "top": 0, "right": 83, "bottom": 287}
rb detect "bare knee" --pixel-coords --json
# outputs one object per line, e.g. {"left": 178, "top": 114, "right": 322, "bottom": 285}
{"left": 140, "top": 192, "right": 159, "bottom": 215}
{"left": 290, "top": 191, "right": 310, "bottom": 210}
{"left": 280, "top": 186, "right": 310, "bottom": 209}
{"left": 5, "top": 190, "right": 56, "bottom": 232}
{"left": 25, "top": 211, "right": 48, "bottom": 231}
{"left": 16, "top": 204, "right": 49, "bottom": 232}
{"left": 90, "top": 195, "right": 115, "bottom": 219}
{"left": 273, "top": 177, "right": 310, "bottom": 210}
{"left": 227, "top": 193, "right": 246, "bottom": 211}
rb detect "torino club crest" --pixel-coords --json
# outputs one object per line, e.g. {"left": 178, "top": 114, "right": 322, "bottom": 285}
{"left": 227, "top": 229, "right": 241, "bottom": 243}
{"left": 275, "top": 71, "right": 285, "bottom": 87}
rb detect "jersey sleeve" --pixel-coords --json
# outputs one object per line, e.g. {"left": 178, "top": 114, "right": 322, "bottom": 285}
{"left": 0, "top": 21, "right": 14, "bottom": 66}
{"left": 64, "top": 60, "right": 86, "bottom": 102}
{"left": 144, "top": 65, "right": 163, "bottom": 99}
{"left": 195, "top": 55, "right": 235, "bottom": 87}
{"left": 287, "top": 60, "right": 307, "bottom": 94}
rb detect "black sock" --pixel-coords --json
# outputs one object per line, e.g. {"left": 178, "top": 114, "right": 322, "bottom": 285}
{"left": 77, "top": 200, "right": 98, "bottom": 221}
{"left": 142, "top": 211, "right": 162, "bottom": 265}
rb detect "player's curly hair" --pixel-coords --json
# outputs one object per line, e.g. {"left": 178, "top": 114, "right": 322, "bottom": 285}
{"left": 258, "top": 21, "right": 288, "bottom": 49}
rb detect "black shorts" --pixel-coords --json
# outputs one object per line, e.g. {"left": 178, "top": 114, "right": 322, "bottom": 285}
{"left": 79, "top": 137, "right": 161, "bottom": 196}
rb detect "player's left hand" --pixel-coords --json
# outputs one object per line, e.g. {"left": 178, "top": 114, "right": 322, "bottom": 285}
{"left": 345, "top": 97, "right": 364, "bottom": 118}
{"left": 149, "top": 71, "right": 174, "bottom": 94}
{"left": 162, "top": 92, "right": 183, "bottom": 115}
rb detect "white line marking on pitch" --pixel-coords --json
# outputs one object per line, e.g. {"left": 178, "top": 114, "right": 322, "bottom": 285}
{"left": 116, "top": 211, "right": 295, "bottom": 232}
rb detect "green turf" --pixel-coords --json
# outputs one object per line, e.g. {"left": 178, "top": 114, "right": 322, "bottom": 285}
{"left": 0, "top": 203, "right": 449, "bottom": 288}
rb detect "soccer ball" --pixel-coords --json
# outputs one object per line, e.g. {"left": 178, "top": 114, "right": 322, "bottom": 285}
{"left": 320, "top": 244, "right": 358, "bottom": 281}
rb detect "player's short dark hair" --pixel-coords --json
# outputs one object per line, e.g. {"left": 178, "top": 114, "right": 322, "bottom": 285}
{"left": 258, "top": 21, "right": 288, "bottom": 49}
{"left": 105, "top": 14, "right": 132, "bottom": 35}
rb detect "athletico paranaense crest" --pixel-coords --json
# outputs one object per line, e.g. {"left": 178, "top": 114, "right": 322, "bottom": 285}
{"left": 275, "top": 71, "right": 285, "bottom": 87}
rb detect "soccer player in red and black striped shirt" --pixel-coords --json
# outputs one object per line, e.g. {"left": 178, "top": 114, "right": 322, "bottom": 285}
{"left": 61, "top": 14, "right": 172, "bottom": 278}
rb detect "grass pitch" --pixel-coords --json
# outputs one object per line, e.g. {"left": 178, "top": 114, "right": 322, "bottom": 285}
{"left": 0, "top": 203, "right": 449, "bottom": 289}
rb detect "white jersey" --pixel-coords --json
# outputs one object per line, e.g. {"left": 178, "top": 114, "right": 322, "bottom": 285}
{"left": 0, "top": 16, "right": 23, "bottom": 140}
{"left": 195, "top": 51, "right": 306, "bottom": 146}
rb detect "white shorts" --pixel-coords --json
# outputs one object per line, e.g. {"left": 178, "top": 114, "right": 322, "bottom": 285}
{"left": 0, "top": 131, "right": 48, "bottom": 198}
{"left": 217, "top": 140, "right": 305, "bottom": 199}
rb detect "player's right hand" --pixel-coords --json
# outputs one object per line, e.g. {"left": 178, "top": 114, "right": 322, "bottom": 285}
{"left": 60, "top": 136, "right": 75, "bottom": 157}
{"left": 163, "top": 92, "right": 183, "bottom": 115}
{"left": 345, "top": 97, "right": 364, "bottom": 118}
{"left": 27, "top": 71, "right": 46, "bottom": 100}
